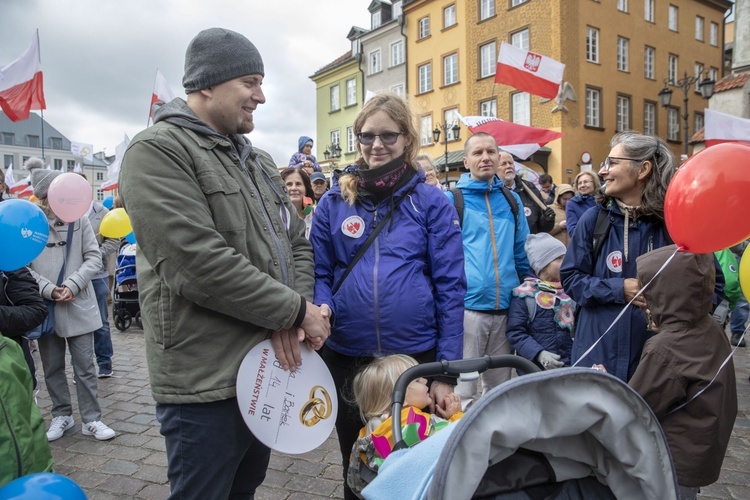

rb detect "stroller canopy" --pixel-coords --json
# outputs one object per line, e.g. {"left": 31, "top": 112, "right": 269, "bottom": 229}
{"left": 364, "top": 368, "right": 678, "bottom": 500}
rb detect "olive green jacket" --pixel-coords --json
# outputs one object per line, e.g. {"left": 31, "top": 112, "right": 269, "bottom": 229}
{"left": 119, "top": 100, "right": 313, "bottom": 404}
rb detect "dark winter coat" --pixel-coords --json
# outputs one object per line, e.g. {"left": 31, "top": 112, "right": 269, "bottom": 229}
{"left": 508, "top": 176, "right": 555, "bottom": 234}
{"left": 565, "top": 194, "right": 597, "bottom": 237}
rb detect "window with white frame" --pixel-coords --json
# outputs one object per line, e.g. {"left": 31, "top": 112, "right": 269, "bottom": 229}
{"left": 480, "top": 0, "right": 495, "bottom": 21}
{"left": 391, "top": 83, "right": 405, "bottom": 96}
{"left": 511, "top": 29, "right": 529, "bottom": 51}
{"left": 346, "top": 126, "right": 355, "bottom": 153}
{"left": 96, "top": 172, "right": 104, "bottom": 181}
{"left": 418, "top": 63, "right": 432, "bottom": 93}
{"left": 643, "top": 101, "right": 656, "bottom": 136}
{"left": 695, "top": 16, "right": 704, "bottom": 41}
{"left": 694, "top": 112, "right": 704, "bottom": 135}
{"left": 694, "top": 63, "right": 704, "bottom": 92}
{"left": 617, "top": 37, "right": 629, "bottom": 72}
{"left": 331, "top": 130, "right": 340, "bottom": 149}
{"left": 480, "top": 98, "right": 497, "bottom": 117}
{"left": 617, "top": 0, "right": 628, "bottom": 12}
{"left": 586, "top": 87, "right": 601, "bottom": 127}
{"left": 392, "top": 0, "right": 402, "bottom": 17}
{"left": 669, "top": 5, "right": 678, "bottom": 31}
{"left": 710, "top": 22, "right": 718, "bottom": 46}
{"left": 54, "top": 159, "right": 62, "bottom": 170}
{"left": 511, "top": 0, "right": 528, "bottom": 7}
{"left": 96, "top": 189, "right": 103, "bottom": 201}
{"left": 668, "top": 108, "right": 680, "bottom": 141}
{"left": 330, "top": 85, "right": 340, "bottom": 111}
{"left": 444, "top": 109, "right": 459, "bottom": 140}
{"left": 444, "top": 4, "right": 456, "bottom": 28}
{"left": 709, "top": 66, "right": 718, "bottom": 82}
{"left": 512, "top": 92, "right": 530, "bottom": 126}
{"left": 372, "top": 11, "right": 381, "bottom": 29}
{"left": 644, "top": 46, "right": 655, "bottom": 79}
{"left": 645, "top": 0, "right": 654, "bottom": 22}
{"left": 480, "top": 42, "right": 496, "bottom": 78}
{"left": 444, "top": 53, "right": 458, "bottom": 86}
{"left": 346, "top": 78, "right": 356, "bottom": 106}
{"left": 418, "top": 17, "right": 430, "bottom": 39}
{"left": 390, "top": 40, "right": 404, "bottom": 67}
{"left": 420, "top": 115, "right": 433, "bottom": 146}
{"left": 616, "top": 95, "right": 631, "bottom": 131}
{"left": 668, "top": 54, "right": 678, "bottom": 84}
{"left": 370, "top": 49, "right": 382, "bottom": 74}
{"left": 586, "top": 27, "right": 599, "bottom": 63}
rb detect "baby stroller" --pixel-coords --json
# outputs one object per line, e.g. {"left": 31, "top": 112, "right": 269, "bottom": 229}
{"left": 112, "top": 242, "right": 141, "bottom": 332}
{"left": 361, "top": 356, "right": 679, "bottom": 500}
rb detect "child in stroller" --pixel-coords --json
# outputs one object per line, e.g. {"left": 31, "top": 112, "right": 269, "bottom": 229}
{"left": 112, "top": 241, "right": 140, "bottom": 331}
{"left": 347, "top": 354, "right": 463, "bottom": 497}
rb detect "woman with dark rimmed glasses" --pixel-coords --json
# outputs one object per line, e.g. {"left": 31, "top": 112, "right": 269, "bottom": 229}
{"left": 560, "top": 131, "right": 676, "bottom": 382}
{"left": 309, "top": 93, "right": 466, "bottom": 499}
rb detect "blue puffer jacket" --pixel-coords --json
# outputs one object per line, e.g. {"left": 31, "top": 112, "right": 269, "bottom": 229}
{"left": 560, "top": 203, "right": 671, "bottom": 381}
{"left": 506, "top": 273, "right": 574, "bottom": 369}
{"left": 446, "top": 174, "right": 530, "bottom": 311}
{"left": 311, "top": 168, "right": 466, "bottom": 361}
{"left": 565, "top": 194, "right": 596, "bottom": 237}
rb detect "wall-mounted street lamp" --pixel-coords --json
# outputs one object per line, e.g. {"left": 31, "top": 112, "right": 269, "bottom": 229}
{"left": 657, "top": 71, "right": 715, "bottom": 156}
{"left": 432, "top": 122, "right": 461, "bottom": 185}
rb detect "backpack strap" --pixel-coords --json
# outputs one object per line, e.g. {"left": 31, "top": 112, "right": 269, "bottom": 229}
{"left": 591, "top": 208, "right": 610, "bottom": 261}
{"left": 525, "top": 296, "right": 537, "bottom": 324}
{"left": 501, "top": 187, "right": 519, "bottom": 236}
{"left": 449, "top": 188, "right": 464, "bottom": 228}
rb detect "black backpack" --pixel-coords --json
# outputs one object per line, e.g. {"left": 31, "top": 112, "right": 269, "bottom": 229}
{"left": 450, "top": 187, "right": 519, "bottom": 233}
{"left": 591, "top": 207, "right": 673, "bottom": 261}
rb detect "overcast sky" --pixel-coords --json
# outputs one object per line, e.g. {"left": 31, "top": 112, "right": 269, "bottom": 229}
{"left": 1, "top": 0, "right": 372, "bottom": 166}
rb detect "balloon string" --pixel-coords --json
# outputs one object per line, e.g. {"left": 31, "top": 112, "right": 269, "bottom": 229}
{"left": 572, "top": 246, "right": 679, "bottom": 368}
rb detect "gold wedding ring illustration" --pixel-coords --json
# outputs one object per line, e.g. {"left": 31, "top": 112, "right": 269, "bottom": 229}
{"left": 300, "top": 385, "right": 332, "bottom": 427}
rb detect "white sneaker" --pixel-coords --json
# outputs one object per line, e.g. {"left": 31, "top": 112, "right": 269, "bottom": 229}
{"left": 46, "top": 415, "right": 74, "bottom": 442}
{"left": 82, "top": 420, "right": 116, "bottom": 441}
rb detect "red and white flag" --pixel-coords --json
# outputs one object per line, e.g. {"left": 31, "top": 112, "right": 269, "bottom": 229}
{"left": 705, "top": 109, "right": 750, "bottom": 148}
{"left": 101, "top": 134, "right": 130, "bottom": 192}
{"left": 149, "top": 69, "right": 176, "bottom": 119}
{"left": 9, "top": 175, "right": 31, "bottom": 195}
{"left": 494, "top": 42, "right": 564, "bottom": 100}
{"left": 457, "top": 113, "right": 565, "bottom": 160}
{"left": 0, "top": 31, "right": 46, "bottom": 122}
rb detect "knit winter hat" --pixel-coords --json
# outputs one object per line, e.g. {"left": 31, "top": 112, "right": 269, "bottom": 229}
{"left": 25, "top": 157, "right": 62, "bottom": 199}
{"left": 525, "top": 233, "right": 567, "bottom": 275}
{"left": 182, "top": 28, "right": 264, "bottom": 93}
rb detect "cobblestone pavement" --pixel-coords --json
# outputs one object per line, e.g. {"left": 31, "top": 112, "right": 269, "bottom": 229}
{"left": 32, "top": 323, "right": 748, "bottom": 499}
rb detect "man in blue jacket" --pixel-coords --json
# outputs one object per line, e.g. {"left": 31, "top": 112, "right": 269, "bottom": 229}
{"left": 447, "top": 133, "right": 530, "bottom": 408}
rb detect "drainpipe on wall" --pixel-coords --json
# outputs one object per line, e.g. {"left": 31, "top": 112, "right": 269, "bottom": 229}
{"left": 722, "top": 2, "right": 733, "bottom": 78}
{"left": 400, "top": 14, "right": 408, "bottom": 94}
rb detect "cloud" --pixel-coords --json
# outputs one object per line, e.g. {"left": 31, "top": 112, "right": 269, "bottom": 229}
{"left": 1, "top": 0, "right": 370, "bottom": 165}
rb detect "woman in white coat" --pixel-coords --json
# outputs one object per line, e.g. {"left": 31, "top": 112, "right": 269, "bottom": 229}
{"left": 25, "top": 158, "right": 116, "bottom": 442}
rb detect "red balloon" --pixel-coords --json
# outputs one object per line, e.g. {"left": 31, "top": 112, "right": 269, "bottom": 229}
{"left": 664, "top": 143, "right": 750, "bottom": 253}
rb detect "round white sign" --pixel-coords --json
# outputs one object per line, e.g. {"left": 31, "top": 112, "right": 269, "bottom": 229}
{"left": 236, "top": 340, "right": 337, "bottom": 454}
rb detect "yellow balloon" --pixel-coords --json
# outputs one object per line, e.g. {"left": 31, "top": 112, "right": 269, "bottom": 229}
{"left": 100, "top": 208, "right": 133, "bottom": 239}
{"left": 740, "top": 244, "right": 750, "bottom": 302}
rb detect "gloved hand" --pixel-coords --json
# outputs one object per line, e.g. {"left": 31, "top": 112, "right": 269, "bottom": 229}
{"left": 537, "top": 350, "right": 564, "bottom": 369}
{"left": 542, "top": 207, "right": 556, "bottom": 222}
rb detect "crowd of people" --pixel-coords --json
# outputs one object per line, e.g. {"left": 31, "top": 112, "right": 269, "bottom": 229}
{"left": 1, "top": 26, "right": 745, "bottom": 500}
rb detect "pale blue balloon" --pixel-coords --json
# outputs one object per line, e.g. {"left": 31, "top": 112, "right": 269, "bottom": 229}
{"left": 102, "top": 195, "right": 114, "bottom": 210}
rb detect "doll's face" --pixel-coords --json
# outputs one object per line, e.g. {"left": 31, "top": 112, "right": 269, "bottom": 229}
{"left": 404, "top": 377, "right": 432, "bottom": 409}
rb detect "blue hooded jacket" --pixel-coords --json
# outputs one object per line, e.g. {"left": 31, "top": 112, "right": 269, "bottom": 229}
{"left": 311, "top": 168, "right": 466, "bottom": 361}
{"left": 560, "top": 203, "right": 671, "bottom": 381}
{"left": 288, "top": 135, "right": 321, "bottom": 172}
{"left": 446, "top": 174, "right": 530, "bottom": 311}
{"left": 565, "top": 194, "right": 597, "bottom": 237}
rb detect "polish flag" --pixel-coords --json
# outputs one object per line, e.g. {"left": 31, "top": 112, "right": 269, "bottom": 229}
{"left": 494, "top": 42, "right": 564, "bottom": 100}
{"left": 15, "top": 184, "right": 34, "bottom": 198}
{"left": 149, "top": 69, "right": 176, "bottom": 119}
{"left": 101, "top": 134, "right": 130, "bottom": 191}
{"left": 4, "top": 163, "right": 15, "bottom": 186}
{"left": 457, "top": 113, "right": 565, "bottom": 160}
{"left": 9, "top": 175, "right": 31, "bottom": 195}
{"left": 705, "top": 109, "right": 750, "bottom": 147}
{"left": 0, "top": 31, "right": 46, "bottom": 122}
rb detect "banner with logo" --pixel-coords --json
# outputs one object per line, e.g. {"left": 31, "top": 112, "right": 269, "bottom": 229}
{"left": 236, "top": 339, "right": 337, "bottom": 454}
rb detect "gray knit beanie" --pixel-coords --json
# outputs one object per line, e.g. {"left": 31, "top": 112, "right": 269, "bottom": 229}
{"left": 525, "top": 233, "right": 567, "bottom": 275}
{"left": 25, "top": 157, "right": 62, "bottom": 199}
{"left": 182, "top": 28, "right": 264, "bottom": 93}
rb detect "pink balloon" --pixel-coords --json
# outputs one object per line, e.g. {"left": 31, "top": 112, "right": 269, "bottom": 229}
{"left": 48, "top": 173, "right": 93, "bottom": 223}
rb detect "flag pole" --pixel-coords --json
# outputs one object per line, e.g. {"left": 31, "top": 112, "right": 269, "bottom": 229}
{"left": 37, "top": 30, "right": 46, "bottom": 160}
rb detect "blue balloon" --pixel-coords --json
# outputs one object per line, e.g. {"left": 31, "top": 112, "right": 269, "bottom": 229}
{"left": 0, "top": 473, "right": 87, "bottom": 499}
{"left": 125, "top": 232, "right": 137, "bottom": 245}
{"left": 0, "top": 199, "right": 50, "bottom": 272}
{"left": 102, "top": 196, "right": 114, "bottom": 210}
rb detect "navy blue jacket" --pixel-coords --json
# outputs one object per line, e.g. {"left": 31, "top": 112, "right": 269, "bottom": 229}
{"left": 565, "top": 194, "right": 596, "bottom": 237}
{"left": 311, "top": 169, "right": 466, "bottom": 361}
{"left": 560, "top": 204, "right": 671, "bottom": 381}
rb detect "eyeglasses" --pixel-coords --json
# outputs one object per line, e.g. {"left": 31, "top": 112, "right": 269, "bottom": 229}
{"left": 357, "top": 132, "right": 403, "bottom": 145}
{"left": 599, "top": 156, "right": 641, "bottom": 172}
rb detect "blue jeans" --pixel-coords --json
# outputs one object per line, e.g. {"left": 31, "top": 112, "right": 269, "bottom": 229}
{"left": 156, "top": 398, "right": 270, "bottom": 500}
{"left": 730, "top": 295, "right": 749, "bottom": 334}
{"left": 92, "top": 277, "right": 113, "bottom": 371}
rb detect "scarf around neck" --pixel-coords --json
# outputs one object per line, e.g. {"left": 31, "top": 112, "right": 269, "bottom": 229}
{"left": 358, "top": 156, "right": 413, "bottom": 200}
{"left": 615, "top": 199, "right": 642, "bottom": 262}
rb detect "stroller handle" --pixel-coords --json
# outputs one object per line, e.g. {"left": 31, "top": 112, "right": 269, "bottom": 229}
{"left": 390, "top": 355, "right": 540, "bottom": 448}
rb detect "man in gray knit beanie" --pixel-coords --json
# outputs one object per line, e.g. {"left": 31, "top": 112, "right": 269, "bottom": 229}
{"left": 118, "top": 27, "right": 330, "bottom": 500}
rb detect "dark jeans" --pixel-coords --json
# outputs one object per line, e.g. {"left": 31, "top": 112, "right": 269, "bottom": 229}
{"left": 320, "top": 345, "right": 439, "bottom": 500}
{"left": 730, "top": 295, "right": 749, "bottom": 334}
{"left": 156, "top": 398, "right": 270, "bottom": 500}
{"left": 92, "top": 278, "right": 113, "bottom": 371}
